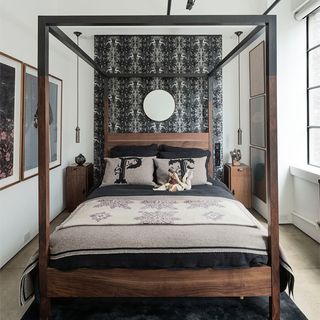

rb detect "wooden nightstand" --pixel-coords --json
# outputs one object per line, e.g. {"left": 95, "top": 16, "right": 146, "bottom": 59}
{"left": 66, "top": 163, "right": 93, "bottom": 212}
{"left": 224, "top": 163, "right": 251, "bottom": 208}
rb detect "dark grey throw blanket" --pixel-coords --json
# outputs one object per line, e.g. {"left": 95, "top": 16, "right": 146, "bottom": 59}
{"left": 20, "top": 180, "right": 294, "bottom": 305}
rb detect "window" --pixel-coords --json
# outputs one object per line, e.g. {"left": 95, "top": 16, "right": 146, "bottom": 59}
{"left": 307, "top": 8, "right": 320, "bottom": 167}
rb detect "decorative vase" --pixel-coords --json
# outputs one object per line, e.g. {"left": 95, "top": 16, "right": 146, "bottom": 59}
{"left": 75, "top": 153, "right": 86, "bottom": 166}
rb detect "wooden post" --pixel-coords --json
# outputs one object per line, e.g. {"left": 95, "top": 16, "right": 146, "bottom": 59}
{"left": 38, "top": 17, "right": 50, "bottom": 320}
{"left": 208, "top": 76, "right": 214, "bottom": 178}
{"left": 265, "top": 17, "right": 280, "bottom": 320}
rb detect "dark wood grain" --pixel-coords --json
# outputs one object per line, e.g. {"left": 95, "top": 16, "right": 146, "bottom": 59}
{"left": 38, "top": 18, "right": 50, "bottom": 320}
{"left": 66, "top": 164, "right": 93, "bottom": 212}
{"left": 38, "top": 75, "right": 50, "bottom": 319}
{"left": 267, "top": 75, "right": 280, "bottom": 320}
{"left": 208, "top": 101, "right": 214, "bottom": 177}
{"left": 266, "top": 14, "right": 280, "bottom": 319}
{"left": 47, "top": 267, "right": 271, "bottom": 298}
{"left": 224, "top": 163, "right": 251, "bottom": 208}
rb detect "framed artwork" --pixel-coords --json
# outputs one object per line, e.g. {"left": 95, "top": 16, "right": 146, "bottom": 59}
{"left": 250, "top": 95, "right": 266, "bottom": 148}
{"left": 249, "top": 41, "right": 266, "bottom": 97}
{"left": 0, "top": 52, "right": 23, "bottom": 190}
{"left": 22, "top": 65, "right": 62, "bottom": 179}
{"left": 250, "top": 146, "right": 267, "bottom": 203}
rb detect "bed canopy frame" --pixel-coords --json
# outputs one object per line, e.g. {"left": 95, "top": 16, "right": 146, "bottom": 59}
{"left": 37, "top": 13, "right": 279, "bottom": 320}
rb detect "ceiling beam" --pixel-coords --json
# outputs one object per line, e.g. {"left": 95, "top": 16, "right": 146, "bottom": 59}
{"left": 41, "top": 15, "right": 273, "bottom": 27}
{"left": 263, "top": 0, "right": 281, "bottom": 15}
{"left": 167, "top": 0, "right": 172, "bottom": 15}
{"left": 186, "top": 0, "right": 196, "bottom": 10}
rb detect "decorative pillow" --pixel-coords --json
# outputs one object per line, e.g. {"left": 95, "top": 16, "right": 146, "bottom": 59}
{"left": 102, "top": 157, "right": 155, "bottom": 186}
{"left": 110, "top": 144, "right": 158, "bottom": 158}
{"left": 154, "top": 156, "right": 208, "bottom": 186}
{"left": 158, "top": 148, "right": 211, "bottom": 178}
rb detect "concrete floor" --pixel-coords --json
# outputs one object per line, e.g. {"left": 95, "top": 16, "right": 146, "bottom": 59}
{"left": 0, "top": 210, "right": 319, "bottom": 320}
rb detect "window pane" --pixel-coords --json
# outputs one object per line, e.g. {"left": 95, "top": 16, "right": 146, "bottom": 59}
{"left": 309, "top": 129, "right": 320, "bottom": 166}
{"left": 309, "top": 88, "right": 320, "bottom": 126}
{"left": 308, "top": 47, "right": 320, "bottom": 87}
{"left": 309, "top": 8, "right": 320, "bottom": 48}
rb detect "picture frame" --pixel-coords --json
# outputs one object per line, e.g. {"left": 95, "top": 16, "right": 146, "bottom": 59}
{"left": 250, "top": 95, "right": 266, "bottom": 148}
{"left": 0, "top": 52, "right": 23, "bottom": 190}
{"left": 250, "top": 146, "right": 267, "bottom": 203}
{"left": 249, "top": 41, "right": 266, "bottom": 97}
{"left": 22, "top": 64, "right": 62, "bottom": 180}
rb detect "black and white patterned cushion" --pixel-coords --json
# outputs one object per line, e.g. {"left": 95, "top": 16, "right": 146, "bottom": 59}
{"left": 154, "top": 157, "right": 208, "bottom": 186}
{"left": 102, "top": 157, "right": 155, "bottom": 186}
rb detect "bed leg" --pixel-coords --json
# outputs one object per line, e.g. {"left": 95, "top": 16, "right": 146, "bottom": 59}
{"left": 269, "top": 293, "right": 280, "bottom": 320}
{"left": 40, "top": 297, "right": 51, "bottom": 320}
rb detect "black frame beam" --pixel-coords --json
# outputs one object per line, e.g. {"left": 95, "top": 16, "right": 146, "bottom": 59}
{"left": 208, "top": 25, "right": 265, "bottom": 76}
{"left": 167, "top": 0, "right": 172, "bottom": 15}
{"left": 264, "top": 0, "right": 281, "bottom": 15}
{"left": 49, "top": 26, "right": 107, "bottom": 77}
{"left": 40, "top": 15, "right": 273, "bottom": 26}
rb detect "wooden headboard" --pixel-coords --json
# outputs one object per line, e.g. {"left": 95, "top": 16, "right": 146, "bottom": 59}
{"left": 103, "top": 100, "right": 214, "bottom": 177}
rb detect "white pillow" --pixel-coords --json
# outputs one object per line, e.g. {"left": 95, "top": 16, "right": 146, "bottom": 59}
{"left": 102, "top": 157, "right": 155, "bottom": 186}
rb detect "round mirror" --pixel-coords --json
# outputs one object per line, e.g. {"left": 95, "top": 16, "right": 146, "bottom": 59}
{"left": 143, "top": 90, "right": 175, "bottom": 121}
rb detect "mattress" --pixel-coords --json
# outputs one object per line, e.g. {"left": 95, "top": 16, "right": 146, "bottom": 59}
{"left": 49, "top": 180, "right": 269, "bottom": 270}
{"left": 20, "top": 180, "right": 294, "bottom": 304}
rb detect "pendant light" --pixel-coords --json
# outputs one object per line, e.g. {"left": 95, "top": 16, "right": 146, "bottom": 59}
{"left": 74, "top": 31, "right": 82, "bottom": 143}
{"left": 235, "top": 31, "right": 243, "bottom": 145}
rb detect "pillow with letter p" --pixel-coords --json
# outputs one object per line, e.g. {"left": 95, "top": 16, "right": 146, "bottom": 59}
{"left": 102, "top": 157, "right": 155, "bottom": 186}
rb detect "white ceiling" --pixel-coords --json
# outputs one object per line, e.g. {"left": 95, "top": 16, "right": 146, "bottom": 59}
{"left": 46, "top": 0, "right": 268, "bottom": 16}
{"left": 59, "top": 0, "right": 268, "bottom": 38}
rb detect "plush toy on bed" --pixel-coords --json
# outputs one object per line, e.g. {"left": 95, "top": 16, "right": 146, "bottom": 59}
{"left": 154, "top": 168, "right": 193, "bottom": 192}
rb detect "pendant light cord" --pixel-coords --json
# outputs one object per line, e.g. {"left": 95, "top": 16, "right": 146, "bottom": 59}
{"left": 76, "top": 35, "right": 79, "bottom": 129}
{"left": 237, "top": 33, "right": 241, "bottom": 130}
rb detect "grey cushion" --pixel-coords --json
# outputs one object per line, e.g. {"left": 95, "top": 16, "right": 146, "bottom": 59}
{"left": 102, "top": 157, "right": 155, "bottom": 186}
{"left": 154, "top": 157, "right": 208, "bottom": 186}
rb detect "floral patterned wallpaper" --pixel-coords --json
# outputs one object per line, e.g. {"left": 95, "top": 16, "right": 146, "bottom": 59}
{"left": 94, "top": 35, "right": 223, "bottom": 183}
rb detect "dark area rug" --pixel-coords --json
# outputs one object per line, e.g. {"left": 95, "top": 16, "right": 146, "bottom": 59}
{"left": 22, "top": 293, "right": 307, "bottom": 320}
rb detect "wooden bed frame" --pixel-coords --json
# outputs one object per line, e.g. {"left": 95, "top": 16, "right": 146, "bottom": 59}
{"left": 37, "top": 14, "right": 279, "bottom": 320}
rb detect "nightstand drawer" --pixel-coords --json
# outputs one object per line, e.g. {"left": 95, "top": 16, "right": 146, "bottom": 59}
{"left": 224, "top": 163, "right": 251, "bottom": 208}
{"left": 66, "top": 163, "right": 93, "bottom": 212}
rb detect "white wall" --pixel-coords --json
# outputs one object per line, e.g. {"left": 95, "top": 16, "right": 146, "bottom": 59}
{"left": 222, "top": 0, "right": 308, "bottom": 224}
{"left": 291, "top": 171, "right": 320, "bottom": 243}
{"left": 0, "top": 1, "right": 95, "bottom": 268}
{"left": 223, "top": 33, "right": 269, "bottom": 217}
{"left": 223, "top": 36, "right": 256, "bottom": 168}
{"left": 268, "top": 0, "right": 307, "bottom": 224}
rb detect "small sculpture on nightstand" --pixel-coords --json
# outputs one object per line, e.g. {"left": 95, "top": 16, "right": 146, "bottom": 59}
{"left": 230, "top": 149, "right": 241, "bottom": 166}
{"left": 75, "top": 153, "right": 86, "bottom": 166}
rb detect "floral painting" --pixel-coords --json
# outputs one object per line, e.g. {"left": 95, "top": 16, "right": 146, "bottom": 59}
{"left": 0, "top": 53, "right": 22, "bottom": 189}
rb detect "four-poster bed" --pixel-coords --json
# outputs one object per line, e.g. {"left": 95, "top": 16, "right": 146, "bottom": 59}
{"left": 36, "top": 15, "right": 279, "bottom": 320}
